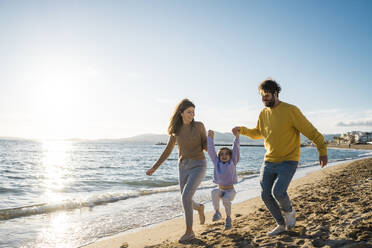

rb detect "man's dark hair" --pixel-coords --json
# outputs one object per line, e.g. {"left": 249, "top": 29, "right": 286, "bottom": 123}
{"left": 258, "top": 78, "right": 281, "bottom": 96}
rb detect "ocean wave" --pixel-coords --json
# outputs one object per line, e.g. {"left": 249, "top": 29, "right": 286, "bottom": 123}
{"left": 237, "top": 170, "right": 256, "bottom": 176}
{"left": 358, "top": 151, "right": 372, "bottom": 157}
{"left": 124, "top": 179, "right": 178, "bottom": 188}
{"left": 0, "top": 186, "right": 183, "bottom": 221}
{"left": 0, "top": 187, "right": 23, "bottom": 194}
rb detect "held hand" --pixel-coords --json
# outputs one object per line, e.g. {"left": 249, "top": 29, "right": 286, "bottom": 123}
{"left": 319, "top": 155, "right": 328, "bottom": 168}
{"left": 208, "top": 130, "right": 214, "bottom": 138}
{"left": 146, "top": 167, "right": 156, "bottom": 176}
{"left": 232, "top": 126, "right": 240, "bottom": 136}
{"left": 232, "top": 127, "right": 240, "bottom": 138}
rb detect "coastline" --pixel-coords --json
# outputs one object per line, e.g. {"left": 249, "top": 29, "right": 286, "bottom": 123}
{"left": 327, "top": 143, "right": 372, "bottom": 150}
{"left": 83, "top": 157, "right": 372, "bottom": 248}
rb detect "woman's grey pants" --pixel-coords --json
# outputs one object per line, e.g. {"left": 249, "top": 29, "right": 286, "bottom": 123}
{"left": 179, "top": 159, "right": 207, "bottom": 227}
{"left": 259, "top": 160, "right": 298, "bottom": 225}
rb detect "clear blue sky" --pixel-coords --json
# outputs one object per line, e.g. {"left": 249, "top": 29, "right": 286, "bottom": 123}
{"left": 1, "top": 0, "right": 371, "bottom": 139}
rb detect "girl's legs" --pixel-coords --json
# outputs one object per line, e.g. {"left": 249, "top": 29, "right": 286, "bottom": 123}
{"left": 211, "top": 188, "right": 222, "bottom": 221}
{"left": 221, "top": 189, "right": 236, "bottom": 217}
{"left": 211, "top": 188, "right": 222, "bottom": 212}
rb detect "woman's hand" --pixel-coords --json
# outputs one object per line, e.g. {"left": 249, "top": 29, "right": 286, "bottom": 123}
{"left": 146, "top": 167, "right": 156, "bottom": 176}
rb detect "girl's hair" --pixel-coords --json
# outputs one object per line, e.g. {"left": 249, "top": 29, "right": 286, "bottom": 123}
{"left": 217, "top": 147, "right": 232, "bottom": 159}
{"left": 168, "top": 98, "right": 195, "bottom": 135}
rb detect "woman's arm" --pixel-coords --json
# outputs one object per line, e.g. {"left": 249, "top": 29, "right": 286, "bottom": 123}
{"left": 200, "top": 122, "right": 208, "bottom": 152}
{"left": 146, "top": 135, "right": 176, "bottom": 176}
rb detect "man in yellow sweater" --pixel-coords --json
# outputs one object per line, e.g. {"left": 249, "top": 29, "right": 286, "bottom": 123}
{"left": 233, "top": 78, "right": 328, "bottom": 236}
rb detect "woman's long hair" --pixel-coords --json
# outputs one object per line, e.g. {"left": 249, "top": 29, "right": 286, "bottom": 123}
{"left": 168, "top": 98, "right": 195, "bottom": 135}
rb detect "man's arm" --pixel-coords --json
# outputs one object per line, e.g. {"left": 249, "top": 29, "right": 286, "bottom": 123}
{"left": 291, "top": 106, "right": 328, "bottom": 167}
{"left": 233, "top": 119, "right": 263, "bottom": 140}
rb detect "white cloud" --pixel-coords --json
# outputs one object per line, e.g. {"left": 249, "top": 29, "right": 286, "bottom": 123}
{"left": 337, "top": 120, "right": 372, "bottom": 127}
{"left": 305, "top": 108, "right": 372, "bottom": 133}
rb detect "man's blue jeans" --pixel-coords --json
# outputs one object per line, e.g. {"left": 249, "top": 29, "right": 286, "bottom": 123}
{"left": 259, "top": 160, "right": 298, "bottom": 225}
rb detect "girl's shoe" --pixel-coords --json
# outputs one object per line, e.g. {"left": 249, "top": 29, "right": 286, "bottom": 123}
{"left": 212, "top": 211, "right": 222, "bottom": 222}
{"left": 225, "top": 217, "right": 232, "bottom": 229}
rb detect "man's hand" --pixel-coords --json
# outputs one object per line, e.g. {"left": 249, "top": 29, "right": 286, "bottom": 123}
{"left": 319, "top": 155, "right": 328, "bottom": 168}
{"left": 208, "top": 130, "right": 214, "bottom": 139}
{"left": 146, "top": 167, "right": 156, "bottom": 176}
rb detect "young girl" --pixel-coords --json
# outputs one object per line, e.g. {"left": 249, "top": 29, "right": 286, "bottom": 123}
{"left": 207, "top": 129, "right": 240, "bottom": 230}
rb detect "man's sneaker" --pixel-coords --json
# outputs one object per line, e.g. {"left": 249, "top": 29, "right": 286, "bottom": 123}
{"left": 225, "top": 217, "right": 232, "bottom": 230}
{"left": 198, "top": 204, "right": 205, "bottom": 224}
{"left": 268, "top": 225, "right": 286, "bottom": 236}
{"left": 284, "top": 209, "right": 296, "bottom": 230}
{"left": 212, "top": 211, "right": 222, "bottom": 222}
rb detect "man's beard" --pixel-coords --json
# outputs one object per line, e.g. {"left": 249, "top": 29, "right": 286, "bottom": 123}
{"left": 264, "top": 98, "right": 275, "bottom": 108}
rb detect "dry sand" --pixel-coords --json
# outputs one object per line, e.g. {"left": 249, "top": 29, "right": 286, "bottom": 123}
{"left": 83, "top": 158, "right": 372, "bottom": 248}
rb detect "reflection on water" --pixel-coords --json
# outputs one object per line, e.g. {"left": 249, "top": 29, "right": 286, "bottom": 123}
{"left": 41, "top": 140, "right": 73, "bottom": 203}
{"left": 35, "top": 212, "right": 76, "bottom": 248}
{"left": 35, "top": 141, "right": 78, "bottom": 247}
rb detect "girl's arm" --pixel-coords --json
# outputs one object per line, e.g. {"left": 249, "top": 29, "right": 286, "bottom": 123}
{"left": 232, "top": 137, "right": 240, "bottom": 165}
{"left": 207, "top": 134, "right": 218, "bottom": 166}
{"left": 146, "top": 135, "right": 176, "bottom": 175}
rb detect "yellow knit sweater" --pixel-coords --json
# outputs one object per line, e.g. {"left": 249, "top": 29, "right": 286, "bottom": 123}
{"left": 240, "top": 102, "right": 327, "bottom": 162}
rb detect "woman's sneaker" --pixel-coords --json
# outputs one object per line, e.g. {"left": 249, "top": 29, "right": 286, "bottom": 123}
{"left": 268, "top": 225, "right": 286, "bottom": 236}
{"left": 178, "top": 232, "right": 195, "bottom": 243}
{"left": 212, "top": 211, "right": 222, "bottom": 222}
{"left": 225, "top": 217, "right": 232, "bottom": 230}
{"left": 284, "top": 209, "right": 296, "bottom": 230}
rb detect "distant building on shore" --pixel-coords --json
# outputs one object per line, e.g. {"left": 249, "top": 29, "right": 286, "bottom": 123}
{"left": 334, "top": 131, "right": 372, "bottom": 144}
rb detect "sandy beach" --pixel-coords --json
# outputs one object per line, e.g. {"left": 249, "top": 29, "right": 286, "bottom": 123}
{"left": 83, "top": 158, "right": 372, "bottom": 248}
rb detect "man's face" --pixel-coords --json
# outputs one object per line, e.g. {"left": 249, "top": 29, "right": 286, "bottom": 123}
{"left": 260, "top": 91, "right": 276, "bottom": 108}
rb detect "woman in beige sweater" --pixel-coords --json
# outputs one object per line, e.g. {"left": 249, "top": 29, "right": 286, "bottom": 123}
{"left": 146, "top": 98, "right": 207, "bottom": 242}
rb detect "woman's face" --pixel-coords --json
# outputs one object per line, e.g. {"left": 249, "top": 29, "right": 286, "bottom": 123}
{"left": 181, "top": 107, "right": 195, "bottom": 124}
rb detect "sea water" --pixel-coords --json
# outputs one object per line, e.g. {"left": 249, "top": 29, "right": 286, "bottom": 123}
{"left": 0, "top": 139, "right": 371, "bottom": 248}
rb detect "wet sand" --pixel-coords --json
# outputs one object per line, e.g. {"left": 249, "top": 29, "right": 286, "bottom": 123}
{"left": 84, "top": 158, "right": 372, "bottom": 248}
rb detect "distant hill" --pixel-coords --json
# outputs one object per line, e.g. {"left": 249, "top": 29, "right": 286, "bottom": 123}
{"left": 114, "top": 131, "right": 263, "bottom": 145}
{"left": 114, "top": 133, "right": 170, "bottom": 144}
{"left": 118, "top": 132, "right": 339, "bottom": 145}
{"left": 0, "top": 133, "right": 339, "bottom": 144}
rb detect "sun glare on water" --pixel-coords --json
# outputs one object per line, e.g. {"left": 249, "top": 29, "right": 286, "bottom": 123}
{"left": 41, "top": 139, "right": 73, "bottom": 204}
